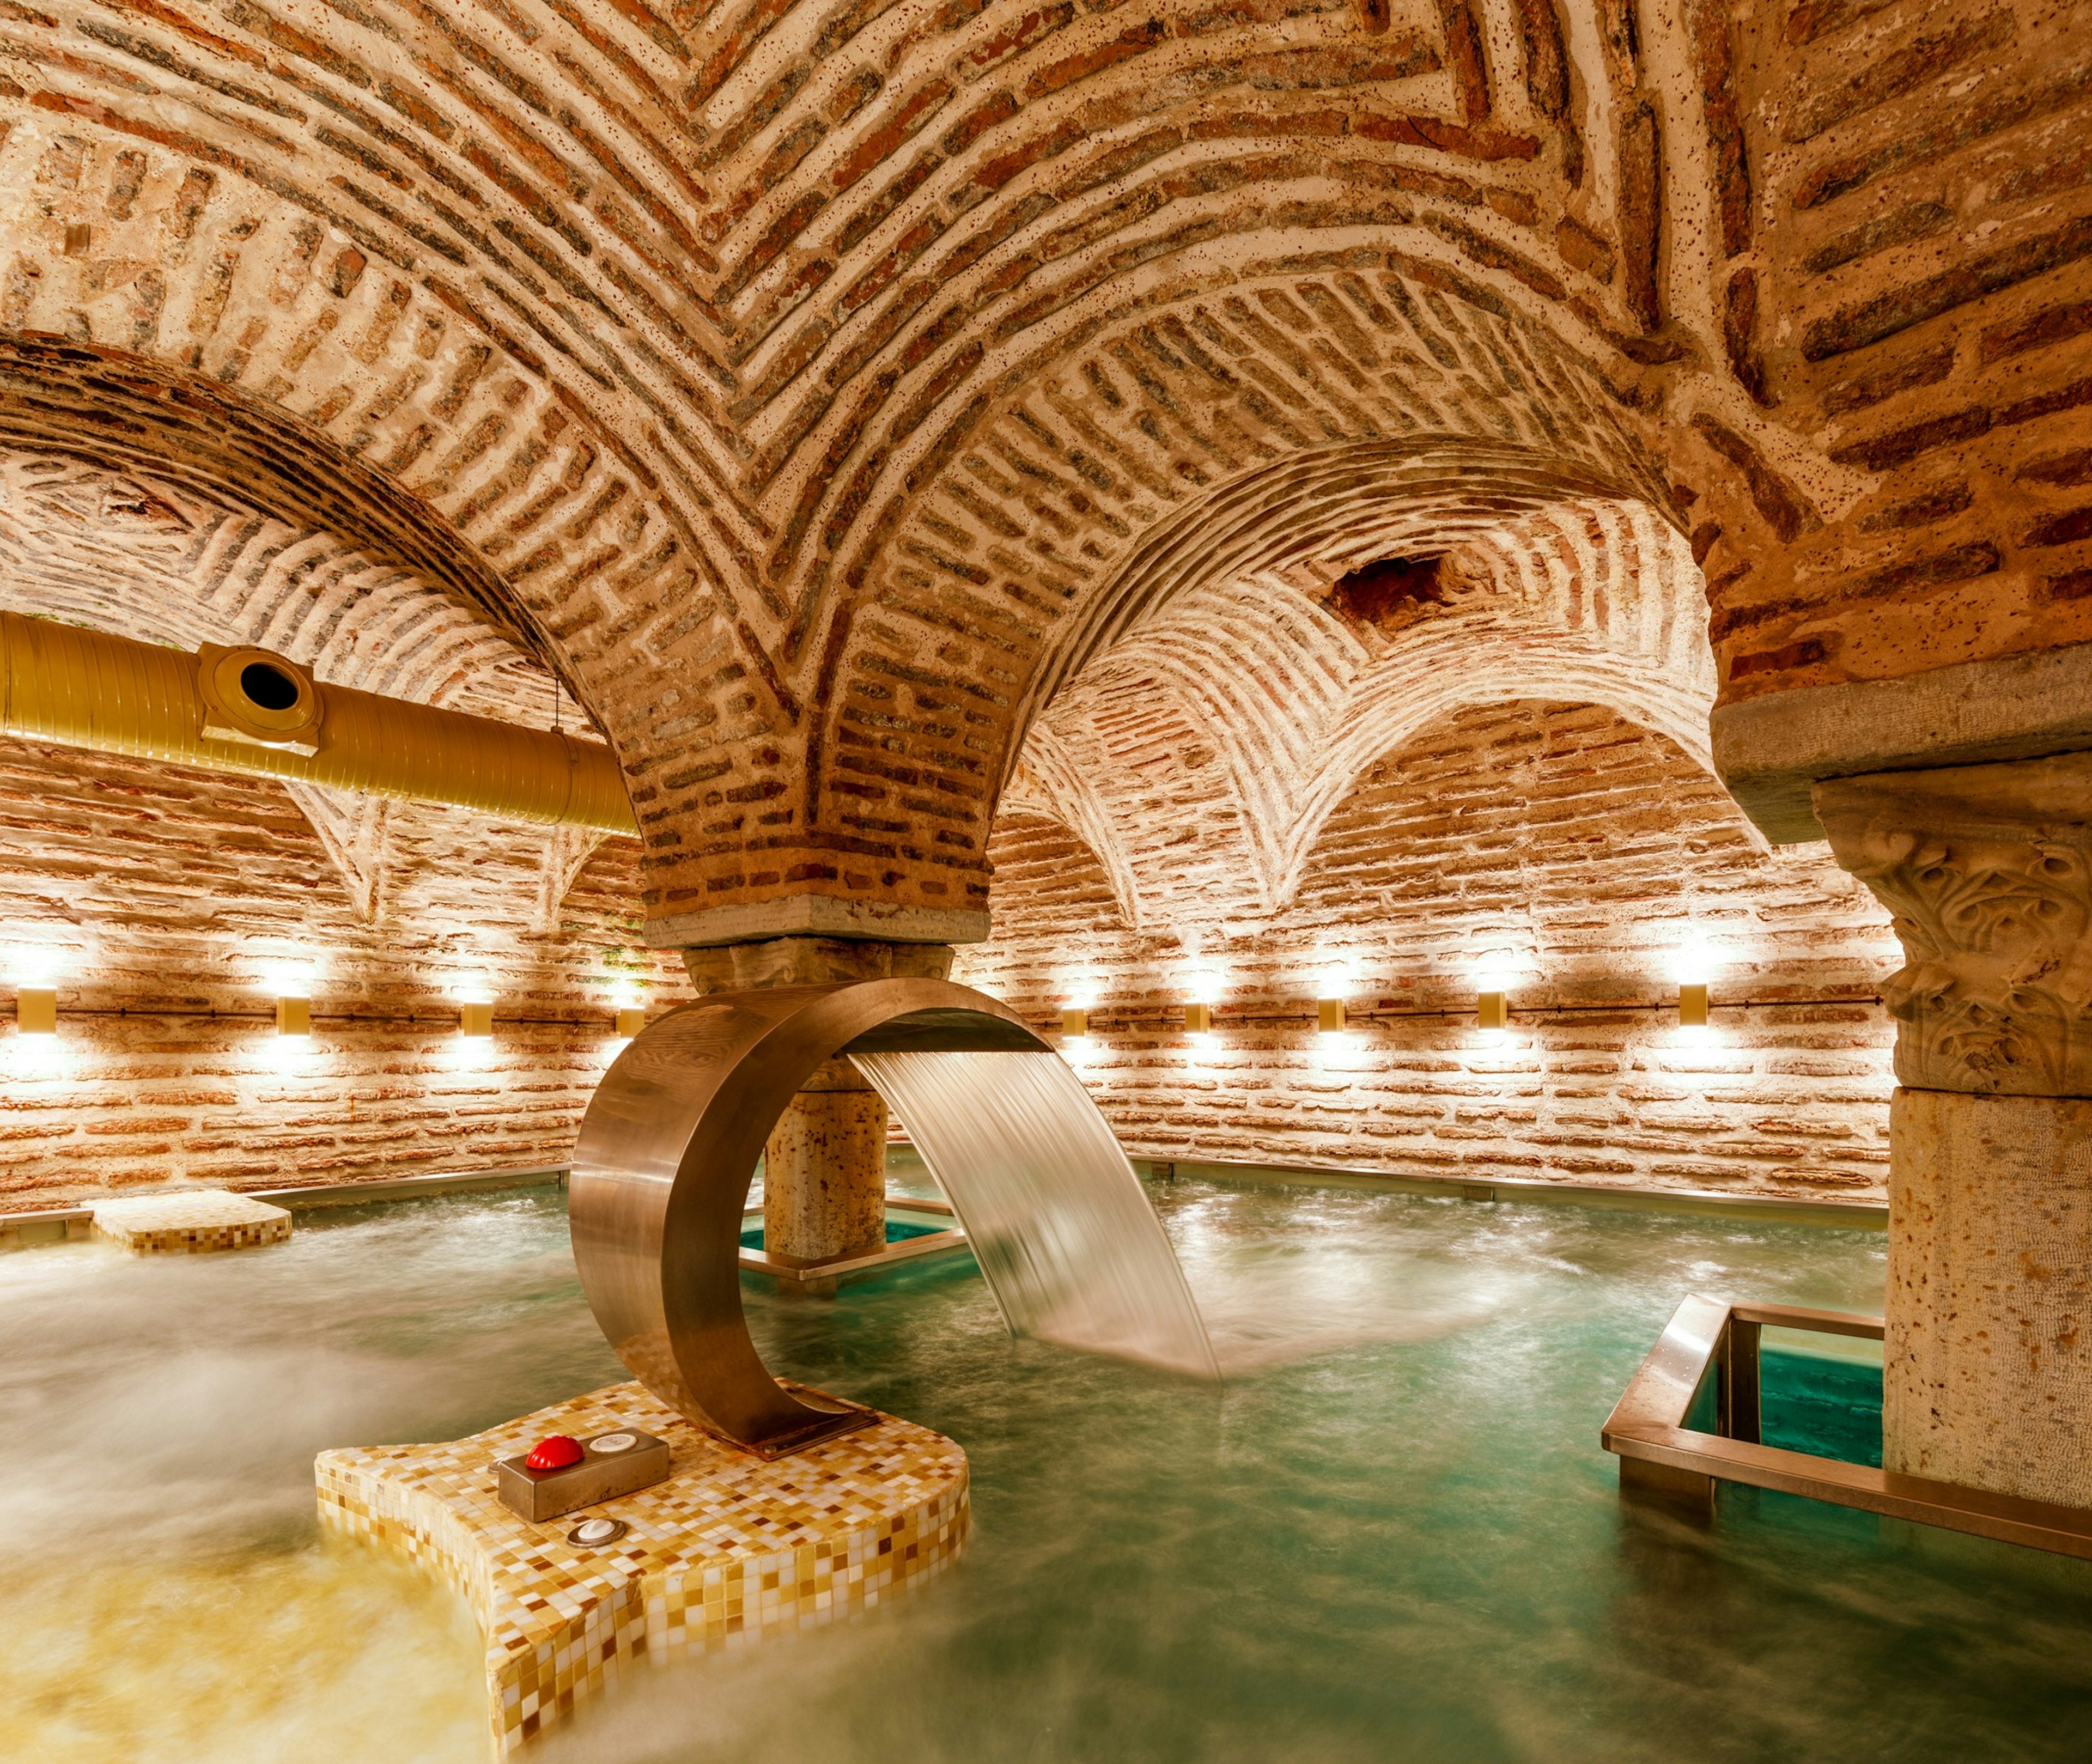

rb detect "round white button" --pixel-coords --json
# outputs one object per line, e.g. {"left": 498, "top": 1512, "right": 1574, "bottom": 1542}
{"left": 591, "top": 1433, "right": 637, "bottom": 1455}
{"left": 575, "top": 1518, "right": 617, "bottom": 1543}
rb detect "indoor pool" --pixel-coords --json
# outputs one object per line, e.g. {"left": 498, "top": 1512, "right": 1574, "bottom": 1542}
{"left": 5, "top": 1177, "right": 2090, "bottom": 1764}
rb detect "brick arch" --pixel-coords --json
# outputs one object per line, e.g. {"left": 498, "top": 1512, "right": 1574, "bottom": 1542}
{"left": 0, "top": 335, "right": 548, "bottom": 665}
{"left": 0, "top": 115, "right": 744, "bottom": 797}
{"left": 1002, "top": 432, "right": 1668, "bottom": 759}
{"left": 4, "top": 0, "right": 2090, "bottom": 938}
{"left": 795, "top": 278, "right": 1688, "bottom": 940}
{"left": 1003, "top": 722, "right": 1148, "bottom": 932}
{"left": 0, "top": 448, "right": 558, "bottom": 708}
{"left": 0, "top": 445, "right": 619, "bottom": 921}
{"left": 1010, "top": 495, "right": 1713, "bottom": 930}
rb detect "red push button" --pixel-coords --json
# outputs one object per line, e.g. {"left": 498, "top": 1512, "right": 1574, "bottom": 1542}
{"left": 526, "top": 1434, "right": 585, "bottom": 1471}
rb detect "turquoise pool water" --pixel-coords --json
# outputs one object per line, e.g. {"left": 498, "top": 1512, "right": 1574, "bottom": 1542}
{"left": 1760, "top": 1343, "right": 1886, "bottom": 1468}
{"left": 1681, "top": 1336, "right": 1887, "bottom": 1468}
{"left": 4, "top": 1176, "right": 2089, "bottom": 1763}
{"left": 738, "top": 1217, "right": 948, "bottom": 1250}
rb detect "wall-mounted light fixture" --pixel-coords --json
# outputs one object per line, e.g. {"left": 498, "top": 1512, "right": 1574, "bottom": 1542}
{"left": 1184, "top": 1001, "right": 1212, "bottom": 1033}
{"left": 1679, "top": 983, "right": 1710, "bottom": 1028}
{"left": 16, "top": 988, "right": 54, "bottom": 1036}
{"left": 1061, "top": 1006, "right": 1088, "bottom": 1037}
{"left": 1477, "top": 990, "right": 1509, "bottom": 1031}
{"left": 461, "top": 1001, "right": 494, "bottom": 1038}
{"left": 1317, "top": 998, "right": 1346, "bottom": 1033}
{"left": 615, "top": 1007, "right": 646, "bottom": 1038}
{"left": 276, "top": 996, "right": 311, "bottom": 1036}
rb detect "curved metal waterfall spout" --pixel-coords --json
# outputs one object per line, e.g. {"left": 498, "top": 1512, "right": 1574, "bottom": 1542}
{"left": 570, "top": 978, "right": 1217, "bottom": 1455}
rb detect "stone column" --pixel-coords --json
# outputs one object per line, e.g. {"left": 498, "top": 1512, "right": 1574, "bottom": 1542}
{"left": 1816, "top": 755, "right": 2092, "bottom": 1508}
{"left": 680, "top": 936, "right": 954, "bottom": 1268}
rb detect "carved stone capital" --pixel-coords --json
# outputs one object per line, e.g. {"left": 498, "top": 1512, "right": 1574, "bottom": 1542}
{"left": 1815, "top": 753, "right": 2092, "bottom": 1097}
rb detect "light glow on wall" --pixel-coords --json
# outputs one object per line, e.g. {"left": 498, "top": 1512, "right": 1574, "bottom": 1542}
{"left": 261, "top": 959, "right": 319, "bottom": 1000}
{"left": 265, "top": 1021, "right": 314, "bottom": 1068}
{"left": 1471, "top": 960, "right": 1530, "bottom": 997}
{"left": 4, "top": 944, "right": 66, "bottom": 988}
{"left": 1669, "top": 938, "right": 1727, "bottom": 986}
{"left": 1313, "top": 955, "right": 1360, "bottom": 999}
{"left": 4, "top": 1024, "right": 64, "bottom": 1073}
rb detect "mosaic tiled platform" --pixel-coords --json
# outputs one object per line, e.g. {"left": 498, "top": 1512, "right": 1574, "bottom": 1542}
{"left": 317, "top": 1381, "right": 970, "bottom": 1753}
{"left": 89, "top": 1189, "right": 292, "bottom": 1254}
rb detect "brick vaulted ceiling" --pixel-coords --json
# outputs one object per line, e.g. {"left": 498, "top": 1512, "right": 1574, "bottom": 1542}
{"left": 0, "top": 0, "right": 2088, "bottom": 940}
{"left": 1008, "top": 491, "right": 1715, "bottom": 933}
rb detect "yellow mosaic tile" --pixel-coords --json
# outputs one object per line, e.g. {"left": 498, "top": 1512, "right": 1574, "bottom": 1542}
{"left": 317, "top": 1381, "right": 969, "bottom": 1754}
{"left": 89, "top": 1189, "right": 292, "bottom": 1254}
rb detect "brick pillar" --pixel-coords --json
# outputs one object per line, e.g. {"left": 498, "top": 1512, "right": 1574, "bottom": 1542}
{"left": 679, "top": 937, "right": 954, "bottom": 1267}
{"left": 1817, "top": 756, "right": 2092, "bottom": 1507}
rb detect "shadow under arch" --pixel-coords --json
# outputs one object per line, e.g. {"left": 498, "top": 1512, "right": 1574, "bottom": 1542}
{"left": 571, "top": 977, "right": 1217, "bottom": 1455}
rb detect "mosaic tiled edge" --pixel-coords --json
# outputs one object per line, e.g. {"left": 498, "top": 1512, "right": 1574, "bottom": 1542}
{"left": 316, "top": 1380, "right": 969, "bottom": 1753}
{"left": 89, "top": 1189, "right": 292, "bottom": 1254}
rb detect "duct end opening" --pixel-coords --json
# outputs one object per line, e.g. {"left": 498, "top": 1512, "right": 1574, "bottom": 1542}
{"left": 199, "top": 644, "right": 324, "bottom": 756}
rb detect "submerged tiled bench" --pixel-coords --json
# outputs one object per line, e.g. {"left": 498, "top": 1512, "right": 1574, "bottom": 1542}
{"left": 90, "top": 1189, "right": 292, "bottom": 1254}
{"left": 317, "top": 1381, "right": 970, "bottom": 1753}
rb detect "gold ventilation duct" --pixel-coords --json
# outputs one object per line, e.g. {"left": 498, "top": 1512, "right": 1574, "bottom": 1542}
{"left": 0, "top": 610, "right": 636, "bottom": 835}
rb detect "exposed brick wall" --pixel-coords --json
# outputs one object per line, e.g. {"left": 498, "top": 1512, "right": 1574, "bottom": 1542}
{"left": 1699, "top": 0, "right": 2092, "bottom": 701}
{"left": 0, "top": 733, "right": 686, "bottom": 1206}
{"left": 956, "top": 699, "right": 1902, "bottom": 1200}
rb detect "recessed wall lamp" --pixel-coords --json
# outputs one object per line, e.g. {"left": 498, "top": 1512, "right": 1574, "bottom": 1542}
{"left": 1061, "top": 1006, "right": 1089, "bottom": 1037}
{"left": 615, "top": 1007, "right": 646, "bottom": 1038}
{"left": 276, "top": 996, "right": 311, "bottom": 1036}
{"left": 1679, "top": 983, "right": 1711, "bottom": 1029}
{"left": 1184, "top": 1001, "right": 1212, "bottom": 1034}
{"left": 16, "top": 988, "right": 54, "bottom": 1036}
{"left": 1477, "top": 991, "right": 1509, "bottom": 1031}
{"left": 461, "top": 1001, "right": 495, "bottom": 1038}
{"left": 1317, "top": 998, "right": 1346, "bottom": 1033}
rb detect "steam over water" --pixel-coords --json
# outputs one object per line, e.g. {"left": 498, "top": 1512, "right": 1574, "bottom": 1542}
{"left": 6, "top": 1179, "right": 2092, "bottom": 1763}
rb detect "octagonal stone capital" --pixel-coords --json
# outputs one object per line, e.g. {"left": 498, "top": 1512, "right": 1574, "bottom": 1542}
{"left": 1815, "top": 753, "right": 2092, "bottom": 1098}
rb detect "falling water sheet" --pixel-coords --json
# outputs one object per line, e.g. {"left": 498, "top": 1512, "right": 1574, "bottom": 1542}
{"left": 852, "top": 1048, "right": 1220, "bottom": 1381}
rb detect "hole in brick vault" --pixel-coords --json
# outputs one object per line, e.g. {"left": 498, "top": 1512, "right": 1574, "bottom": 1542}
{"left": 1327, "top": 556, "right": 1448, "bottom": 634}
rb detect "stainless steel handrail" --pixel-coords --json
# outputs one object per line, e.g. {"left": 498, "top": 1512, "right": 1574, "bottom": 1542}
{"left": 1603, "top": 1296, "right": 2092, "bottom": 1560}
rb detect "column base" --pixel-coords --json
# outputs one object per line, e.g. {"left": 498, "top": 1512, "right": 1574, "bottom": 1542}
{"left": 739, "top": 1197, "right": 970, "bottom": 1295}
